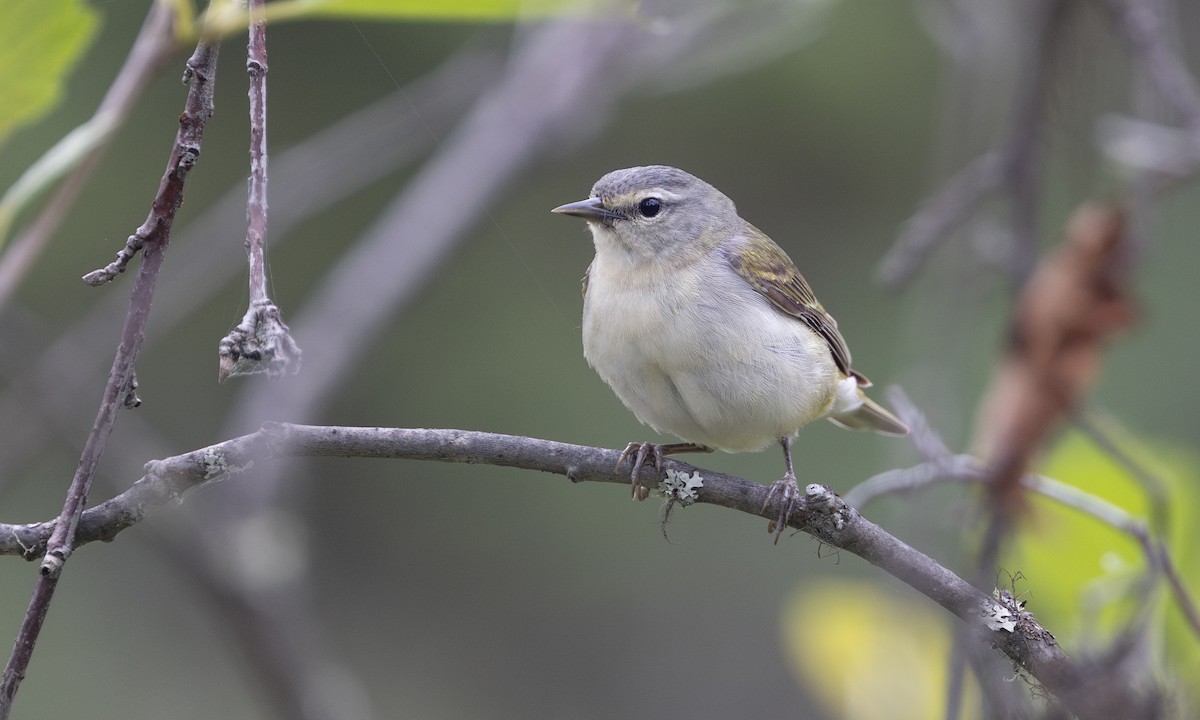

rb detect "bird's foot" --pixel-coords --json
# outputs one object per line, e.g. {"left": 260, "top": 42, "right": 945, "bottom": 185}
{"left": 616, "top": 442, "right": 663, "bottom": 500}
{"left": 763, "top": 473, "right": 802, "bottom": 544}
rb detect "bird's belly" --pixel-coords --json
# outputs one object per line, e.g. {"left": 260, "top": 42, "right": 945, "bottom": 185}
{"left": 582, "top": 277, "right": 838, "bottom": 452}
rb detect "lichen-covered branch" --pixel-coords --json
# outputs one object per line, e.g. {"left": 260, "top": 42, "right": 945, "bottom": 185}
{"left": 844, "top": 449, "right": 1200, "bottom": 640}
{"left": 0, "top": 424, "right": 1151, "bottom": 717}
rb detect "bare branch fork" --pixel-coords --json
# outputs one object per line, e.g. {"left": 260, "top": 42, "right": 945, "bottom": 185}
{"left": 880, "top": 0, "right": 1200, "bottom": 288}
{"left": 0, "top": 423, "right": 1151, "bottom": 718}
{"left": 218, "top": 0, "right": 300, "bottom": 382}
{"left": 0, "top": 39, "right": 221, "bottom": 720}
{"left": 845, "top": 447, "right": 1200, "bottom": 641}
{"left": 876, "top": 0, "right": 1066, "bottom": 289}
{"left": 1099, "top": 0, "right": 1200, "bottom": 180}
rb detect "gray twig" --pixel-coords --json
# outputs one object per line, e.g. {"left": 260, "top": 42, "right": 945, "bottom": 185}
{"left": 1105, "top": 0, "right": 1200, "bottom": 129}
{"left": 218, "top": 0, "right": 301, "bottom": 382}
{"left": 877, "top": 0, "right": 1063, "bottom": 289}
{"left": 875, "top": 151, "right": 1004, "bottom": 288}
{"left": 0, "top": 47, "right": 494, "bottom": 486}
{"left": 847, "top": 391, "right": 1200, "bottom": 643}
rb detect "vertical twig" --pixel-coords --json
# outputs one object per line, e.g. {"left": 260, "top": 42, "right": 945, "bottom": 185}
{"left": 245, "top": 0, "right": 269, "bottom": 312}
{"left": 0, "top": 39, "right": 220, "bottom": 720}
{"left": 999, "top": 0, "right": 1065, "bottom": 285}
{"left": 877, "top": 1, "right": 1067, "bottom": 290}
{"left": 217, "top": 0, "right": 301, "bottom": 382}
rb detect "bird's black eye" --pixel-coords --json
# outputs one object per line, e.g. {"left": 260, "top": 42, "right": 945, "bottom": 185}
{"left": 637, "top": 197, "right": 662, "bottom": 218}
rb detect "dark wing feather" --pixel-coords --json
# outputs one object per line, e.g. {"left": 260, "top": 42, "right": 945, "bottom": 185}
{"left": 726, "top": 223, "right": 866, "bottom": 384}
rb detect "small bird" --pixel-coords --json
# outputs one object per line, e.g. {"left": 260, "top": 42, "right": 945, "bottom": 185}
{"left": 553, "top": 165, "right": 907, "bottom": 539}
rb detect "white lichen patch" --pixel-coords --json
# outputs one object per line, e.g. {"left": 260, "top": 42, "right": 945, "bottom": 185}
{"left": 982, "top": 598, "right": 1018, "bottom": 632}
{"left": 658, "top": 469, "right": 704, "bottom": 505}
{"left": 202, "top": 446, "right": 254, "bottom": 480}
{"left": 804, "top": 484, "right": 845, "bottom": 528}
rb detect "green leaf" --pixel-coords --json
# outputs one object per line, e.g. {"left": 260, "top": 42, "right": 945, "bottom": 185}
{"left": 271, "top": 0, "right": 610, "bottom": 20}
{"left": 1009, "top": 430, "right": 1200, "bottom": 712}
{"left": 0, "top": 0, "right": 100, "bottom": 146}
{"left": 197, "top": 0, "right": 619, "bottom": 36}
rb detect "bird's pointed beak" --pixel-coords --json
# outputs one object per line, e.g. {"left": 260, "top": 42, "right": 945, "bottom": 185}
{"left": 551, "top": 197, "right": 613, "bottom": 222}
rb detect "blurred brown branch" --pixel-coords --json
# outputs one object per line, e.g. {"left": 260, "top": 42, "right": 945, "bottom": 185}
{"left": 910, "top": 196, "right": 1141, "bottom": 718}
{"left": 974, "top": 203, "right": 1136, "bottom": 516}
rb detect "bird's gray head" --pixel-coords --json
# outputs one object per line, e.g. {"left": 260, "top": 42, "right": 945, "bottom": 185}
{"left": 552, "top": 165, "right": 739, "bottom": 261}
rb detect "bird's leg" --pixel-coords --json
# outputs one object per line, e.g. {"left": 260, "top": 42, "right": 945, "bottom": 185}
{"left": 616, "top": 442, "right": 711, "bottom": 500}
{"left": 763, "top": 436, "right": 801, "bottom": 543}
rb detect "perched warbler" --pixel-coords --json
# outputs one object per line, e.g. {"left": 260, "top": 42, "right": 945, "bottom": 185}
{"left": 552, "top": 165, "right": 907, "bottom": 538}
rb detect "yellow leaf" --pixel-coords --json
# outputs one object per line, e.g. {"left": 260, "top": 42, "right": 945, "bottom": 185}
{"left": 1008, "top": 429, "right": 1200, "bottom": 711}
{"left": 782, "top": 578, "right": 979, "bottom": 720}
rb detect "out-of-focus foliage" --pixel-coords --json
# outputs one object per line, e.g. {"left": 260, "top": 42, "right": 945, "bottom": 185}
{"left": 0, "top": 0, "right": 98, "bottom": 145}
{"left": 188, "top": 0, "right": 622, "bottom": 38}
{"left": 1011, "top": 429, "right": 1200, "bottom": 710}
{"left": 785, "top": 424, "right": 1200, "bottom": 717}
{"left": 0, "top": 0, "right": 99, "bottom": 248}
{"left": 782, "top": 577, "right": 981, "bottom": 720}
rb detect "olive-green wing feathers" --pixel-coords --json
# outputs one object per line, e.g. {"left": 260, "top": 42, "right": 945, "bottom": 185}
{"left": 726, "top": 224, "right": 867, "bottom": 386}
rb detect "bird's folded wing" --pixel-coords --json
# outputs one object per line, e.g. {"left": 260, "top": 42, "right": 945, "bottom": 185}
{"left": 724, "top": 224, "right": 861, "bottom": 384}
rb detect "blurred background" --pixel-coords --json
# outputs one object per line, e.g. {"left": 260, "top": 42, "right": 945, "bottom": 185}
{"left": 1, "top": 0, "right": 1198, "bottom": 718}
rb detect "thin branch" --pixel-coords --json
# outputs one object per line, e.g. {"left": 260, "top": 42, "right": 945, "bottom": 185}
{"left": 81, "top": 44, "right": 220, "bottom": 286}
{"left": 845, "top": 426, "right": 1200, "bottom": 642}
{"left": 874, "top": 151, "right": 1003, "bottom": 288}
{"left": 0, "top": 47, "right": 494, "bottom": 486}
{"left": 843, "top": 454, "right": 978, "bottom": 508}
{"left": 999, "top": 0, "right": 1065, "bottom": 284}
{"left": 1074, "top": 409, "right": 1169, "bottom": 526}
{"left": 885, "top": 387, "right": 1200, "bottom": 649}
{"left": 0, "top": 43, "right": 527, "bottom": 720}
{"left": 218, "top": 0, "right": 300, "bottom": 382}
{"left": 0, "top": 423, "right": 1134, "bottom": 717}
{"left": 1074, "top": 410, "right": 1200, "bottom": 638}
{"left": 877, "top": 0, "right": 1065, "bottom": 289}
{"left": 1106, "top": 0, "right": 1200, "bottom": 130}
{"left": 1158, "top": 542, "right": 1200, "bottom": 639}
{"left": 0, "top": 39, "right": 221, "bottom": 720}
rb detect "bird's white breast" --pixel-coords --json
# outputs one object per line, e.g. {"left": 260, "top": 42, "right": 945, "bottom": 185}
{"left": 582, "top": 245, "right": 839, "bottom": 453}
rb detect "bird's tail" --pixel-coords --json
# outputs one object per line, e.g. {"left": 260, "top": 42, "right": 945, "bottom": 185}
{"left": 828, "top": 393, "right": 909, "bottom": 436}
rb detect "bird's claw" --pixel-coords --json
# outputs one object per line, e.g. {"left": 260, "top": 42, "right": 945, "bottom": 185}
{"left": 763, "top": 474, "right": 802, "bottom": 544}
{"left": 617, "top": 442, "right": 662, "bottom": 500}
